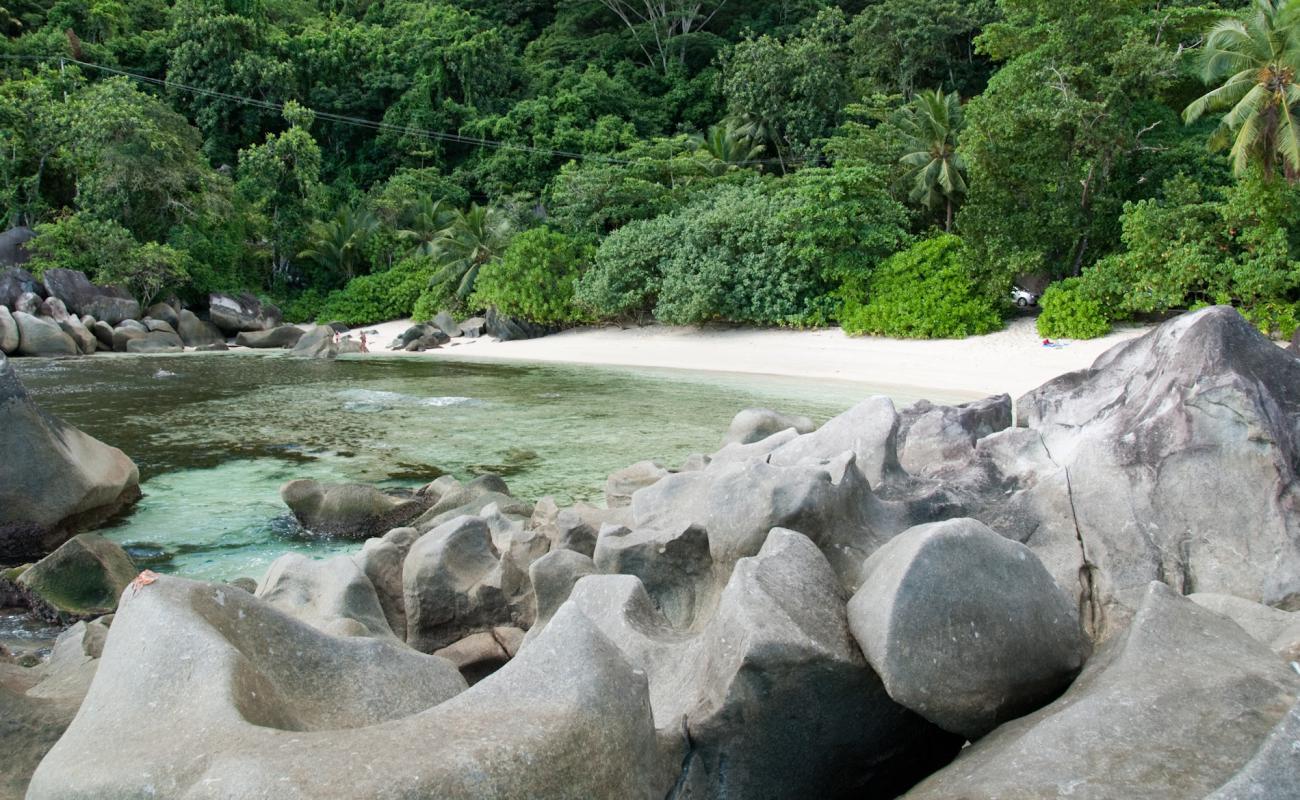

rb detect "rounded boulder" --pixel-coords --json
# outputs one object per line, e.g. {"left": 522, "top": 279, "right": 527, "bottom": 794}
{"left": 847, "top": 517, "right": 1089, "bottom": 740}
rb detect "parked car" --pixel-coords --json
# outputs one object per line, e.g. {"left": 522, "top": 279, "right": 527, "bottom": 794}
{"left": 1011, "top": 286, "right": 1039, "bottom": 307}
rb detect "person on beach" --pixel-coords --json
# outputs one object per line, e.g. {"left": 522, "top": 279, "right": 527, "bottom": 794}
{"left": 359, "top": 332, "right": 369, "bottom": 353}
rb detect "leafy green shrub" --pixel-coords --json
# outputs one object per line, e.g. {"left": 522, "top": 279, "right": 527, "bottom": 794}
{"left": 471, "top": 228, "right": 595, "bottom": 325}
{"left": 280, "top": 288, "right": 329, "bottom": 324}
{"left": 1037, "top": 278, "right": 1112, "bottom": 339}
{"left": 575, "top": 215, "right": 678, "bottom": 322}
{"left": 315, "top": 255, "right": 434, "bottom": 325}
{"left": 840, "top": 235, "right": 1002, "bottom": 338}
{"left": 411, "top": 288, "right": 444, "bottom": 323}
{"left": 27, "top": 213, "right": 139, "bottom": 282}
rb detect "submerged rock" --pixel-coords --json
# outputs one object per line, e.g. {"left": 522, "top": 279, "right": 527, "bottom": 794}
{"left": 721, "top": 407, "right": 817, "bottom": 446}
{"left": 280, "top": 479, "right": 428, "bottom": 540}
{"left": 17, "top": 533, "right": 138, "bottom": 620}
{"left": 0, "top": 353, "right": 140, "bottom": 561}
{"left": 290, "top": 324, "right": 338, "bottom": 358}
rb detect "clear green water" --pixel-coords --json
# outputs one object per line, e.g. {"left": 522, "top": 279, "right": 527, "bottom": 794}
{"left": 13, "top": 352, "right": 973, "bottom": 583}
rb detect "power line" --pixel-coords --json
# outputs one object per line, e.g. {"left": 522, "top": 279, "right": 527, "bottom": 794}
{"left": 2, "top": 53, "right": 807, "bottom": 168}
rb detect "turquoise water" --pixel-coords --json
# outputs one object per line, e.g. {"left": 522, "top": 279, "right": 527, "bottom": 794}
{"left": 14, "top": 352, "right": 972, "bottom": 583}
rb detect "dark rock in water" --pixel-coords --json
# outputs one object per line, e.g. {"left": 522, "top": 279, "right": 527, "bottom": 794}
{"left": 279, "top": 479, "right": 427, "bottom": 540}
{"left": 459, "top": 315, "right": 487, "bottom": 338}
{"left": 432, "top": 310, "right": 461, "bottom": 338}
{"left": 485, "top": 307, "right": 549, "bottom": 341}
{"left": 125, "top": 331, "right": 183, "bottom": 353}
{"left": 903, "top": 584, "right": 1300, "bottom": 800}
{"left": 26, "top": 574, "right": 671, "bottom": 800}
{"left": 12, "top": 312, "right": 77, "bottom": 357}
{"left": 0, "top": 266, "right": 42, "bottom": 308}
{"left": 176, "top": 309, "right": 223, "bottom": 347}
{"left": 16, "top": 534, "right": 137, "bottom": 620}
{"left": 208, "top": 292, "right": 282, "bottom": 334}
{"left": 848, "top": 518, "right": 1090, "bottom": 740}
{"left": 0, "top": 353, "right": 140, "bottom": 561}
{"left": 0, "top": 227, "right": 35, "bottom": 269}
{"left": 0, "top": 305, "right": 18, "bottom": 354}
{"left": 144, "top": 302, "right": 179, "bottom": 330}
{"left": 235, "top": 324, "right": 304, "bottom": 348}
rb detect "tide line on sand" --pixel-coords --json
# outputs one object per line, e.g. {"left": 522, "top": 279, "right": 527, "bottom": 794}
{"left": 351, "top": 317, "right": 1152, "bottom": 400}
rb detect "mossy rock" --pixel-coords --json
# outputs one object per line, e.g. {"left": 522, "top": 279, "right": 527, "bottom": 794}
{"left": 16, "top": 534, "right": 137, "bottom": 620}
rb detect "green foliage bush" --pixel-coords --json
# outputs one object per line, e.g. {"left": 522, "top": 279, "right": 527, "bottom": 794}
{"left": 576, "top": 169, "right": 910, "bottom": 326}
{"left": 28, "top": 213, "right": 191, "bottom": 306}
{"left": 315, "top": 255, "right": 434, "bottom": 325}
{"left": 471, "top": 228, "right": 595, "bottom": 325}
{"left": 1036, "top": 279, "right": 1112, "bottom": 339}
{"left": 840, "top": 235, "right": 1002, "bottom": 338}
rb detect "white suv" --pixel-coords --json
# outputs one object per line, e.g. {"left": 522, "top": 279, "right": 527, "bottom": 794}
{"left": 1011, "top": 286, "right": 1039, "bottom": 307}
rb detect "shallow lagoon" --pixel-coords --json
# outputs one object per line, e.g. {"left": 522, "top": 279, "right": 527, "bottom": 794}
{"left": 15, "top": 352, "right": 973, "bottom": 582}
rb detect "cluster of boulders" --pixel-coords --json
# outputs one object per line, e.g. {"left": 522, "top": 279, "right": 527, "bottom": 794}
{"left": 6, "top": 306, "right": 1300, "bottom": 799}
{"left": 388, "top": 309, "right": 551, "bottom": 352}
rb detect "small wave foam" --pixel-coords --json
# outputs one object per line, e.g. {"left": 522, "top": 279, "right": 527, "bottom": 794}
{"left": 337, "top": 388, "right": 482, "bottom": 411}
{"left": 154, "top": 369, "right": 178, "bottom": 378}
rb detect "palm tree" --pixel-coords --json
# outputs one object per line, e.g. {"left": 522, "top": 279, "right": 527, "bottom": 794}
{"left": 427, "top": 204, "right": 514, "bottom": 304}
{"left": 298, "top": 204, "right": 379, "bottom": 284}
{"left": 897, "top": 89, "right": 967, "bottom": 232}
{"left": 696, "top": 123, "right": 765, "bottom": 174}
{"left": 397, "top": 196, "right": 456, "bottom": 256}
{"left": 725, "top": 112, "right": 786, "bottom": 173}
{"left": 1184, "top": 0, "right": 1300, "bottom": 179}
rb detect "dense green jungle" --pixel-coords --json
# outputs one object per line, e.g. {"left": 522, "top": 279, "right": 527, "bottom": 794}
{"left": 3, "top": 0, "right": 1299, "bottom": 340}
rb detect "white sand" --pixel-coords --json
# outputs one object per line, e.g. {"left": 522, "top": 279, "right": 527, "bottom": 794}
{"left": 353, "top": 317, "right": 1151, "bottom": 401}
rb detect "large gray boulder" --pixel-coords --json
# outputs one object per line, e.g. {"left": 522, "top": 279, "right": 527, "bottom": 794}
{"left": 40, "top": 269, "right": 138, "bottom": 324}
{"left": 896, "top": 394, "right": 1012, "bottom": 477}
{"left": 176, "top": 309, "right": 224, "bottom": 347}
{"left": 565, "top": 528, "right": 962, "bottom": 799}
{"left": 280, "top": 479, "right": 428, "bottom": 540}
{"left": 235, "top": 324, "right": 305, "bottom": 348}
{"left": 0, "top": 353, "right": 140, "bottom": 561}
{"left": 1190, "top": 592, "right": 1300, "bottom": 661}
{"left": 593, "top": 523, "right": 713, "bottom": 629}
{"left": 57, "top": 315, "right": 96, "bottom": 354}
{"left": 721, "top": 407, "right": 817, "bottom": 446}
{"left": 0, "top": 305, "right": 17, "bottom": 353}
{"left": 1205, "top": 699, "right": 1300, "bottom": 800}
{"left": 17, "top": 533, "right": 138, "bottom": 620}
{"left": 485, "top": 307, "right": 549, "bottom": 341}
{"left": 12, "top": 311, "right": 76, "bottom": 356}
{"left": 1012, "top": 306, "right": 1300, "bottom": 636}
{"left": 37, "top": 296, "right": 69, "bottom": 323}
{"left": 0, "top": 265, "right": 41, "bottom": 307}
{"left": 522, "top": 548, "right": 597, "bottom": 647}
{"left": 89, "top": 319, "right": 114, "bottom": 350}
{"left": 903, "top": 583, "right": 1300, "bottom": 800}
{"left": 208, "top": 292, "right": 282, "bottom": 334}
{"left": 27, "top": 575, "right": 677, "bottom": 799}
{"left": 432, "top": 310, "right": 462, "bottom": 338}
{"left": 110, "top": 324, "right": 147, "bottom": 352}
{"left": 256, "top": 553, "right": 397, "bottom": 639}
{"left": 353, "top": 527, "right": 419, "bottom": 638}
{"left": 403, "top": 516, "right": 516, "bottom": 653}
{"left": 848, "top": 518, "right": 1090, "bottom": 740}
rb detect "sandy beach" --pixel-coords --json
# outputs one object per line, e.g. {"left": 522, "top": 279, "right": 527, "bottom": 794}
{"left": 356, "top": 317, "right": 1152, "bottom": 400}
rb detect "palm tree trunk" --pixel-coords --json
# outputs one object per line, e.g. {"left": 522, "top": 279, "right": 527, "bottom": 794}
{"left": 945, "top": 197, "right": 953, "bottom": 233}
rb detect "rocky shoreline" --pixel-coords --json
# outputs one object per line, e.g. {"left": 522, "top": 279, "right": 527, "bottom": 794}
{"left": 2, "top": 305, "right": 1299, "bottom": 798}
